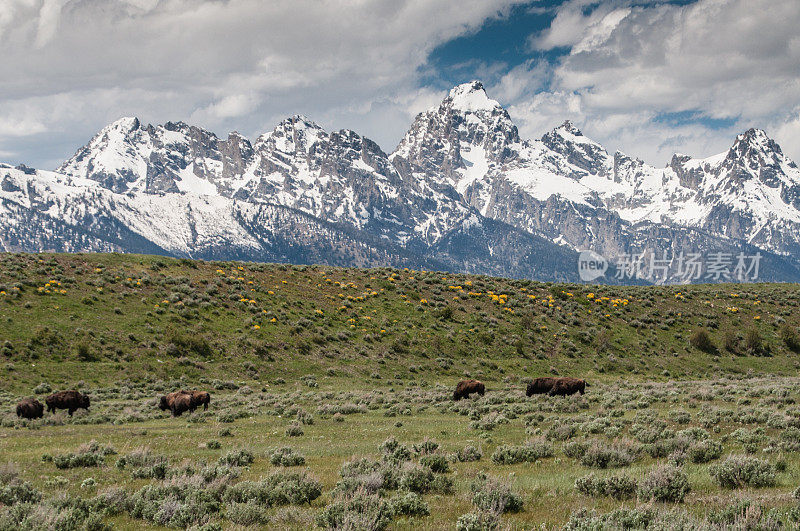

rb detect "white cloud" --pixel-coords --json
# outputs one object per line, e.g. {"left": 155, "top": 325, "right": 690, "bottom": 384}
{"left": 510, "top": 0, "right": 800, "bottom": 164}
{"left": 193, "top": 94, "right": 260, "bottom": 121}
{"left": 0, "top": 0, "right": 524, "bottom": 166}
{"left": 3, "top": 0, "right": 798, "bottom": 169}
{"left": 33, "top": 0, "right": 66, "bottom": 48}
{"left": 0, "top": 115, "right": 47, "bottom": 137}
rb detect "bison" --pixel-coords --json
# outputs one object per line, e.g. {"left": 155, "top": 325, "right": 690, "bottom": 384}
{"left": 453, "top": 379, "right": 485, "bottom": 401}
{"left": 549, "top": 377, "right": 586, "bottom": 396}
{"left": 16, "top": 398, "right": 44, "bottom": 420}
{"left": 159, "top": 389, "right": 210, "bottom": 417}
{"left": 526, "top": 377, "right": 586, "bottom": 397}
{"left": 525, "top": 377, "right": 559, "bottom": 396}
{"left": 187, "top": 390, "right": 211, "bottom": 411}
{"left": 159, "top": 390, "right": 193, "bottom": 417}
{"left": 45, "top": 390, "right": 90, "bottom": 415}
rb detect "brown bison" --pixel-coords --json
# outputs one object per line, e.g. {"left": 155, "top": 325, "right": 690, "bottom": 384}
{"left": 527, "top": 377, "right": 586, "bottom": 397}
{"left": 45, "top": 390, "right": 90, "bottom": 415}
{"left": 16, "top": 398, "right": 44, "bottom": 419}
{"left": 549, "top": 377, "right": 586, "bottom": 396}
{"left": 187, "top": 390, "right": 211, "bottom": 411}
{"left": 159, "top": 389, "right": 210, "bottom": 416}
{"left": 525, "top": 377, "right": 559, "bottom": 396}
{"left": 453, "top": 379, "right": 485, "bottom": 400}
{"left": 159, "top": 391, "right": 193, "bottom": 417}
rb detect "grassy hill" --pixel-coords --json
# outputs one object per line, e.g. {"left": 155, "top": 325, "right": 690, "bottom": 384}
{"left": 2, "top": 252, "right": 800, "bottom": 529}
{"left": 1, "top": 252, "right": 799, "bottom": 394}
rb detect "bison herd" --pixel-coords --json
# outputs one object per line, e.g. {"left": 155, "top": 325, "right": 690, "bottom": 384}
{"left": 453, "top": 376, "right": 587, "bottom": 401}
{"left": 15, "top": 389, "right": 211, "bottom": 420}
{"left": 16, "top": 390, "right": 92, "bottom": 419}
{"left": 15, "top": 377, "right": 581, "bottom": 420}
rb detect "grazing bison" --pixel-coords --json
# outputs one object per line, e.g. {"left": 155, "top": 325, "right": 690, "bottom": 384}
{"left": 187, "top": 390, "right": 211, "bottom": 411}
{"left": 16, "top": 398, "right": 44, "bottom": 419}
{"left": 159, "top": 390, "right": 211, "bottom": 416}
{"left": 549, "top": 377, "right": 586, "bottom": 396}
{"left": 159, "top": 390, "right": 193, "bottom": 417}
{"left": 45, "top": 390, "right": 90, "bottom": 415}
{"left": 526, "top": 377, "right": 559, "bottom": 397}
{"left": 453, "top": 379, "right": 485, "bottom": 401}
{"left": 526, "top": 377, "right": 586, "bottom": 397}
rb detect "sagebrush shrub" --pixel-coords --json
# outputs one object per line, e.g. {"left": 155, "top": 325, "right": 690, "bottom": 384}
{"left": 637, "top": 465, "right": 690, "bottom": 503}
{"left": 575, "top": 473, "right": 636, "bottom": 500}
{"left": 456, "top": 511, "right": 500, "bottom": 531}
{"left": 380, "top": 437, "right": 412, "bottom": 462}
{"left": 316, "top": 489, "right": 392, "bottom": 531}
{"left": 52, "top": 441, "right": 116, "bottom": 469}
{"left": 420, "top": 454, "right": 450, "bottom": 473}
{"left": 218, "top": 448, "right": 254, "bottom": 467}
{"left": 399, "top": 463, "right": 434, "bottom": 493}
{"left": 223, "top": 472, "right": 322, "bottom": 506}
{"left": 709, "top": 455, "right": 776, "bottom": 488}
{"left": 225, "top": 500, "right": 271, "bottom": 526}
{"left": 688, "top": 439, "right": 723, "bottom": 464}
{"left": 285, "top": 422, "right": 304, "bottom": 437}
{"left": 336, "top": 458, "right": 399, "bottom": 495}
{"left": 744, "top": 329, "right": 762, "bottom": 353}
{"left": 491, "top": 439, "right": 553, "bottom": 465}
{"left": 269, "top": 447, "right": 305, "bottom": 467}
{"left": 0, "top": 478, "right": 42, "bottom": 506}
{"left": 564, "top": 440, "right": 590, "bottom": 459}
{"left": 689, "top": 328, "right": 715, "bottom": 353}
{"left": 471, "top": 476, "right": 523, "bottom": 514}
{"left": 454, "top": 445, "right": 482, "bottom": 462}
{"left": 389, "top": 491, "right": 430, "bottom": 516}
{"left": 579, "top": 440, "right": 638, "bottom": 469}
{"left": 780, "top": 324, "right": 800, "bottom": 352}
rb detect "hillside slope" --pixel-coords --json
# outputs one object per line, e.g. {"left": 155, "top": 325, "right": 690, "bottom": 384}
{"left": 0, "top": 253, "right": 798, "bottom": 394}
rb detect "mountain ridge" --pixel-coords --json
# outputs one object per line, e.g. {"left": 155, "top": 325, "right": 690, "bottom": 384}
{"left": 3, "top": 80, "right": 800, "bottom": 284}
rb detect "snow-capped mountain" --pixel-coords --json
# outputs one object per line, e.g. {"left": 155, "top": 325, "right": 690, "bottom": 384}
{"left": 393, "top": 82, "right": 800, "bottom": 261}
{"left": 3, "top": 80, "right": 800, "bottom": 283}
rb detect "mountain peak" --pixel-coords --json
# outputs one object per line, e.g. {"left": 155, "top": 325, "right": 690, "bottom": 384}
{"left": 736, "top": 127, "right": 773, "bottom": 148}
{"left": 104, "top": 116, "right": 140, "bottom": 133}
{"left": 280, "top": 114, "right": 325, "bottom": 131}
{"left": 446, "top": 80, "right": 500, "bottom": 113}
{"left": 728, "top": 126, "right": 784, "bottom": 162}
{"left": 555, "top": 120, "right": 582, "bottom": 136}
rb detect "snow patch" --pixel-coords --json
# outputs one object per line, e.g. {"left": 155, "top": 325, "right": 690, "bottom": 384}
{"left": 175, "top": 164, "right": 218, "bottom": 196}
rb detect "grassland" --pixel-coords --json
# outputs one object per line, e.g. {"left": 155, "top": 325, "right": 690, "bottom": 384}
{"left": 1, "top": 252, "right": 800, "bottom": 529}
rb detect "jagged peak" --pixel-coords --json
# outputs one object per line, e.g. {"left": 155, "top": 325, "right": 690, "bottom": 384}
{"left": 542, "top": 120, "right": 604, "bottom": 151}
{"left": 740, "top": 127, "right": 769, "bottom": 140}
{"left": 256, "top": 115, "right": 324, "bottom": 139}
{"left": 163, "top": 120, "right": 192, "bottom": 132}
{"left": 733, "top": 127, "right": 776, "bottom": 149}
{"left": 728, "top": 127, "right": 784, "bottom": 160}
{"left": 285, "top": 114, "right": 324, "bottom": 129}
{"left": 101, "top": 116, "right": 140, "bottom": 134}
{"left": 445, "top": 80, "right": 501, "bottom": 113}
{"left": 554, "top": 120, "right": 583, "bottom": 136}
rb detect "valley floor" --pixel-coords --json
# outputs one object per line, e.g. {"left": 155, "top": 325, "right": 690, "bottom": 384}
{"left": 1, "top": 253, "right": 800, "bottom": 528}
{"left": 3, "top": 378, "right": 800, "bottom": 529}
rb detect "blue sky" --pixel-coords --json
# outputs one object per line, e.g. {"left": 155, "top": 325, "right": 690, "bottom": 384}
{"left": 427, "top": 1, "right": 698, "bottom": 94}
{"left": 1, "top": 0, "right": 798, "bottom": 168}
{"left": 426, "top": 3, "right": 563, "bottom": 87}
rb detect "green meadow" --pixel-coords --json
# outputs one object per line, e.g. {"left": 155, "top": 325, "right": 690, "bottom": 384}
{"left": 1, "top": 252, "right": 800, "bottom": 529}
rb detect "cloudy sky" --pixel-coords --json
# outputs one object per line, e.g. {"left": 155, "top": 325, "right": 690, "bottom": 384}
{"left": 1, "top": 0, "right": 799, "bottom": 169}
